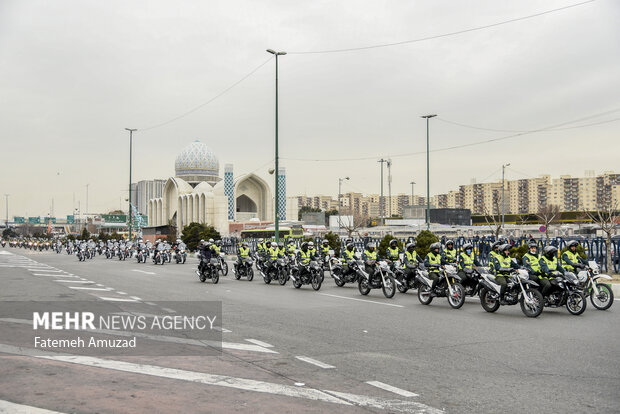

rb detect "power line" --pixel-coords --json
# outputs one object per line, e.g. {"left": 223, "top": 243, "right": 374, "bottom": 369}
{"left": 436, "top": 107, "right": 620, "bottom": 132}
{"left": 281, "top": 108, "right": 620, "bottom": 163}
{"left": 138, "top": 57, "right": 273, "bottom": 132}
{"left": 288, "top": 0, "right": 596, "bottom": 55}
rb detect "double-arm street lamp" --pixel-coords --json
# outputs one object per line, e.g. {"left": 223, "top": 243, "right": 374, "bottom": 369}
{"left": 421, "top": 114, "right": 437, "bottom": 230}
{"left": 125, "top": 128, "right": 137, "bottom": 241}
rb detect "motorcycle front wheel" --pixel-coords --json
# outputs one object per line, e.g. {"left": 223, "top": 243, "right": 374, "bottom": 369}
{"left": 520, "top": 288, "right": 544, "bottom": 318}
{"left": 566, "top": 291, "right": 587, "bottom": 315}
{"left": 247, "top": 268, "right": 254, "bottom": 281}
{"left": 590, "top": 283, "right": 613, "bottom": 310}
{"left": 221, "top": 261, "right": 229, "bottom": 276}
{"left": 212, "top": 270, "right": 219, "bottom": 284}
{"left": 311, "top": 272, "right": 322, "bottom": 291}
{"left": 278, "top": 268, "right": 287, "bottom": 285}
{"left": 447, "top": 282, "right": 465, "bottom": 309}
{"left": 382, "top": 275, "right": 396, "bottom": 298}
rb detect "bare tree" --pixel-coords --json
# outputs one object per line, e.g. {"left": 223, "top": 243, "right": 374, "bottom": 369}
{"left": 585, "top": 201, "right": 619, "bottom": 274}
{"left": 536, "top": 204, "right": 561, "bottom": 242}
{"left": 482, "top": 199, "right": 502, "bottom": 238}
{"left": 339, "top": 212, "right": 368, "bottom": 238}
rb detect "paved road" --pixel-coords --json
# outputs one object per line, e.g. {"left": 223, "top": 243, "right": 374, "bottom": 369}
{"left": 1, "top": 247, "right": 619, "bottom": 414}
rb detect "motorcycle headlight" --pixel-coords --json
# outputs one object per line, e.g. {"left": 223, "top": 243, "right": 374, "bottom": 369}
{"left": 577, "top": 273, "right": 587, "bottom": 283}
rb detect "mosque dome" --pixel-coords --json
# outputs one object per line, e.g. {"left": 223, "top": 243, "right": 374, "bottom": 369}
{"left": 174, "top": 140, "right": 221, "bottom": 186}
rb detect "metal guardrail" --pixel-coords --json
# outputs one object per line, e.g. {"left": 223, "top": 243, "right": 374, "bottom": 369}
{"left": 220, "top": 236, "right": 619, "bottom": 273}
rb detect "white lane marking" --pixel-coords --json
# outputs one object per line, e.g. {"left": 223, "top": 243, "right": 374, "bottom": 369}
{"left": 130, "top": 296, "right": 142, "bottom": 301}
{"left": 33, "top": 274, "right": 72, "bottom": 277}
{"left": 27, "top": 268, "right": 53, "bottom": 272}
{"left": 0, "top": 344, "right": 350, "bottom": 406}
{"left": 318, "top": 293, "right": 405, "bottom": 308}
{"left": 131, "top": 269, "right": 156, "bottom": 275}
{"left": 245, "top": 339, "right": 274, "bottom": 348}
{"left": 96, "top": 297, "right": 140, "bottom": 302}
{"left": 54, "top": 280, "right": 94, "bottom": 284}
{"left": 116, "top": 291, "right": 128, "bottom": 295}
{"left": 69, "top": 287, "right": 114, "bottom": 291}
{"left": 322, "top": 390, "right": 444, "bottom": 414}
{"left": 213, "top": 327, "right": 232, "bottom": 333}
{"left": 161, "top": 307, "right": 177, "bottom": 313}
{"left": 295, "top": 356, "right": 335, "bottom": 369}
{"left": 0, "top": 399, "right": 68, "bottom": 414}
{"left": 365, "top": 381, "right": 419, "bottom": 397}
{"left": 0, "top": 251, "right": 13, "bottom": 255}
{"left": 30, "top": 269, "right": 62, "bottom": 272}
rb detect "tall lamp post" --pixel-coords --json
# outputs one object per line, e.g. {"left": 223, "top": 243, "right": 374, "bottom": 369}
{"left": 4, "top": 194, "right": 8, "bottom": 229}
{"left": 125, "top": 128, "right": 137, "bottom": 241}
{"left": 266, "top": 49, "right": 286, "bottom": 243}
{"left": 421, "top": 114, "right": 437, "bottom": 230}
{"left": 338, "top": 177, "right": 349, "bottom": 230}
{"left": 502, "top": 163, "right": 511, "bottom": 231}
{"left": 410, "top": 181, "right": 415, "bottom": 205}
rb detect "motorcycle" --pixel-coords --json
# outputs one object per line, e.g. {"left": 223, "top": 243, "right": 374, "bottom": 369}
{"left": 392, "top": 261, "right": 419, "bottom": 293}
{"left": 218, "top": 253, "right": 228, "bottom": 275}
{"left": 174, "top": 247, "right": 187, "bottom": 264}
{"left": 153, "top": 249, "right": 166, "bottom": 265}
{"left": 358, "top": 260, "right": 396, "bottom": 298}
{"left": 197, "top": 257, "right": 220, "bottom": 284}
{"left": 478, "top": 268, "right": 544, "bottom": 318}
{"left": 416, "top": 264, "right": 465, "bottom": 308}
{"left": 542, "top": 271, "right": 587, "bottom": 315}
{"left": 576, "top": 261, "right": 614, "bottom": 310}
{"left": 76, "top": 248, "right": 86, "bottom": 262}
{"left": 290, "top": 259, "right": 322, "bottom": 290}
{"left": 234, "top": 257, "right": 255, "bottom": 281}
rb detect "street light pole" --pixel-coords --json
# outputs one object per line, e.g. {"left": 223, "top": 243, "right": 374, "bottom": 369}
{"left": 338, "top": 177, "right": 349, "bottom": 230}
{"left": 4, "top": 194, "right": 8, "bottom": 229}
{"left": 502, "top": 163, "right": 511, "bottom": 231}
{"left": 421, "top": 114, "right": 437, "bottom": 230}
{"left": 378, "top": 159, "right": 386, "bottom": 225}
{"left": 266, "top": 49, "right": 286, "bottom": 243}
{"left": 410, "top": 181, "right": 415, "bottom": 206}
{"left": 125, "top": 128, "right": 137, "bottom": 241}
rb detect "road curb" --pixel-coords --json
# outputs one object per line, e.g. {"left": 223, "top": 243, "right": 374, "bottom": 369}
{"left": 611, "top": 283, "right": 620, "bottom": 297}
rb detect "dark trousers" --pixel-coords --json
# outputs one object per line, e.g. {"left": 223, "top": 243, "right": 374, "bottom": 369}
{"left": 458, "top": 270, "right": 473, "bottom": 288}
{"left": 428, "top": 272, "right": 439, "bottom": 290}
{"left": 495, "top": 275, "right": 509, "bottom": 297}
{"left": 531, "top": 275, "right": 551, "bottom": 296}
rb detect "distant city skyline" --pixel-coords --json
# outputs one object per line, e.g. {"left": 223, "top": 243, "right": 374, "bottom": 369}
{"left": 2, "top": 0, "right": 619, "bottom": 217}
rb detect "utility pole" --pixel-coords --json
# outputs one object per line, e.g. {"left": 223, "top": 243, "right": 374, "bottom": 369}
{"left": 421, "top": 114, "right": 437, "bottom": 230}
{"left": 378, "top": 159, "right": 387, "bottom": 225}
{"left": 502, "top": 163, "right": 511, "bottom": 231}
{"left": 266, "top": 49, "right": 286, "bottom": 243}
{"left": 4, "top": 194, "right": 8, "bottom": 229}
{"left": 387, "top": 159, "right": 392, "bottom": 218}
{"left": 338, "top": 177, "right": 349, "bottom": 231}
{"left": 125, "top": 128, "right": 137, "bottom": 241}
{"left": 85, "top": 184, "right": 89, "bottom": 222}
{"left": 410, "top": 181, "right": 415, "bottom": 206}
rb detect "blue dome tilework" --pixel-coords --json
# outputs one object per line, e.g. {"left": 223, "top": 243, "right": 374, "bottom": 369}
{"left": 175, "top": 140, "right": 219, "bottom": 177}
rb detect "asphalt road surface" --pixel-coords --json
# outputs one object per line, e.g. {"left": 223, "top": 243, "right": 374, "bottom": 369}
{"left": 1, "top": 247, "right": 619, "bottom": 414}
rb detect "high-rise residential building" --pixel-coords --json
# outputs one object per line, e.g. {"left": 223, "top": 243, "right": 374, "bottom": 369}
{"left": 131, "top": 179, "right": 166, "bottom": 217}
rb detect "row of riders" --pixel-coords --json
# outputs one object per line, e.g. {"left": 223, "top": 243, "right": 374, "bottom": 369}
{"left": 8, "top": 237, "right": 189, "bottom": 265}
{"left": 219, "top": 237, "right": 613, "bottom": 318}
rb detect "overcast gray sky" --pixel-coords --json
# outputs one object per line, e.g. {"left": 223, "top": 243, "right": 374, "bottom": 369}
{"left": 1, "top": 0, "right": 619, "bottom": 218}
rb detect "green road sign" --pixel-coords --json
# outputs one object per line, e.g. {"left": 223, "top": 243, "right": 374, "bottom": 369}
{"left": 45, "top": 217, "right": 56, "bottom": 224}
{"left": 14, "top": 217, "right": 25, "bottom": 224}
{"left": 28, "top": 217, "right": 41, "bottom": 224}
{"left": 102, "top": 214, "right": 127, "bottom": 223}
{"left": 67, "top": 215, "right": 74, "bottom": 224}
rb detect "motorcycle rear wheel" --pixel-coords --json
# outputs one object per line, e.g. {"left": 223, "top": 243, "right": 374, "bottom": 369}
{"left": 479, "top": 288, "right": 500, "bottom": 313}
{"left": 566, "top": 291, "right": 587, "bottom": 315}
{"left": 520, "top": 288, "right": 543, "bottom": 318}
{"left": 358, "top": 279, "right": 371, "bottom": 296}
{"left": 417, "top": 284, "right": 433, "bottom": 305}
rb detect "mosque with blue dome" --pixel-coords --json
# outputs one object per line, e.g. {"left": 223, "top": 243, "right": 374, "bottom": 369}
{"left": 147, "top": 140, "right": 295, "bottom": 236}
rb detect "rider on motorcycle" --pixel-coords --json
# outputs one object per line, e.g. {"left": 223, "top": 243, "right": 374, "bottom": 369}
{"left": 235, "top": 241, "right": 251, "bottom": 273}
{"left": 522, "top": 240, "right": 546, "bottom": 292}
{"left": 386, "top": 239, "right": 401, "bottom": 263}
{"left": 487, "top": 241, "right": 502, "bottom": 270}
{"left": 492, "top": 243, "right": 519, "bottom": 302}
{"left": 561, "top": 240, "right": 587, "bottom": 273}
{"left": 457, "top": 243, "right": 480, "bottom": 289}
{"left": 424, "top": 242, "right": 444, "bottom": 290}
{"left": 341, "top": 242, "right": 357, "bottom": 277}
{"left": 320, "top": 240, "right": 330, "bottom": 258}
{"left": 442, "top": 240, "right": 458, "bottom": 265}
{"left": 297, "top": 242, "right": 318, "bottom": 279}
{"left": 286, "top": 239, "right": 297, "bottom": 255}
{"left": 540, "top": 245, "right": 566, "bottom": 296}
{"left": 402, "top": 241, "right": 420, "bottom": 286}
{"left": 362, "top": 242, "right": 378, "bottom": 282}
{"left": 198, "top": 241, "right": 216, "bottom": 275}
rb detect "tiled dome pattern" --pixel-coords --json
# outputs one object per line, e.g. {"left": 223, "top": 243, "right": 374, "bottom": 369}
{"left": 175, "top": 140, "right": 219, "bottom": 177}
